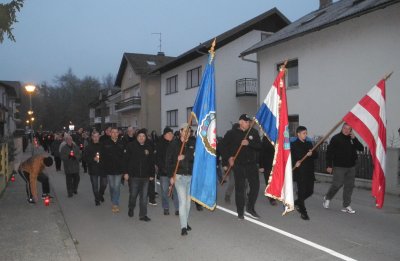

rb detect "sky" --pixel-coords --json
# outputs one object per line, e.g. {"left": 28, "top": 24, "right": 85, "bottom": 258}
{"left": 0, "top": 0, "right": 318, "bottom": 85}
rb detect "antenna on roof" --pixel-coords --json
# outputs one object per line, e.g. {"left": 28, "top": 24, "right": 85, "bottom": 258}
{"left": 151, "top": 32, "right": 163, "bottom": 55}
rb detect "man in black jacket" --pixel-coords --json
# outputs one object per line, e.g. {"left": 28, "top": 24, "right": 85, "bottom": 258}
{"left": 123, "top": 128, "right": 154, "bottom": 222}
{"left": 83, "top": 131, "right": 107, "bottom": 206}
{"left": 323, "top": 123, "right": 364, "bottom": 214}
{"left": 291, "top": 126, "right": 317, "bottom": 220}
{"left": 221, "top": 114, "right": 261, "bottom": 220}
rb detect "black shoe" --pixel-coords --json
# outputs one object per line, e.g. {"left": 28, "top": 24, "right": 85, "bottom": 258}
{"left": 238, "top": 214, "right": 244, "bottom": 220}
{"left": 68, "top": 194, "right": 73, "bottom": 198}
{"left": 100, "top": 195, "right": 105, "bottom": 202}
{"left": 196, "top": 204, "right": 203, "bottom": 211}
{"left": 269, "top": 198, "right": 277, "bottom": 206}
{"left": 41, "top": 194, "right": 54, "bottom": 199}
{"left": 295, "top": 204, "right": 301, "bottom": 213}
{"left": 139, "top": 216, "right": 151, "bottom": 222}
{"left": 175, "top": 210, "right": 179, "bottom": 216}
{"left": 73, "top": 191, "right": 78, "bottom": 195}
{"left": 95, "top": 200, "right": 100, "bottom": 206}
{"left": 181, "top": 228, "right": 188, "bottom": 236}
{"left": 128, "top": 208, "right": 134, "bottom": 217}
{"left": 186, "top": 224, "right": 192, "bottom": 231}
{"left": 163, "top": 209, "right": 170, "bottom": 215}
{"left": 27, "top": 198, "right": 36, "bottom": 204}
{"left": 300, "top": 212, "right": 310, "bottom": 220}
{"left": 245, "top": 208, "right": 260, "bottom": 219}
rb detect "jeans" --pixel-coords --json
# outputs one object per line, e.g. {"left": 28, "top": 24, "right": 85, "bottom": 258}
{"left": 325, "top": 167, "right": 356, "bottom": 207}
{"left": 175, "top": 174, "right": 192, "bottom": 229}
{"left": 128, "top": 177, "right": 149, "bottom": 218}
{"left": 160, "top": 176, "right": 179, "bottom": 211}
{"left": 148, "top": 177, "right": 156, "bottom": 203}
{"left": 90, "top": 175, "right": 108, "bottom": 202}
{"left": 107, "top": 174, "right": 122, "bottom": 206}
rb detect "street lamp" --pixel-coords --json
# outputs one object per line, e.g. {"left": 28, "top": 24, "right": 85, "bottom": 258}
{"left": 25, "top": 84, "right": 36, "bottom": 155}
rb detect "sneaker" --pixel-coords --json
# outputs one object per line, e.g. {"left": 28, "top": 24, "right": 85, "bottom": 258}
{"left": 175, "top": 210, "right": 179, "bottom": 216}
{"left": 323, "top": 196, "right": 330, "bottom": 209}
{"left": 163, "top": 209, "right": 170, "bottom": 215}
{"left": 341, "top": 206, "right": 356, "bottom": 214}
{"left": 112, "top": 205, "right": 120, "bottom": 213}
{"left": 181, "top": 228, "right": 188, "bottom": 236}
{"left": 128, "top": 208, "right": 134, "bottom": 217}
{"left": 27, "top": 198, "right": 36, "bottom": 204}
{"left": 245, "top": 208, "right": 260, "bottom": 219}
{"left": 139, "top": 216, "right": 151, "bottom": 222}
{"left": 149, "top": 201, "right": 157, "bottom": 206}
{"left": 238, "top": 214, "right": 244, "bottom": 220}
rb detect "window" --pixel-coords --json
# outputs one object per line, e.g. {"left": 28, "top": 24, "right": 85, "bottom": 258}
{"left": 288, "top": 115, "right": 299, "bottom": 138}
{"left": 187, "top": 66, "right": 201, "bottom": 89}
{"left": 277, "top": 59, "right": 299, "bottom": 89}
{"left": 187, "top": 107, "right": 197, "bottom": 126}
{"left": 167, "top": 110, "right": 178, "bottom": 127}
{"left": 166, "top": 75, "right": 178, "bottom": 94}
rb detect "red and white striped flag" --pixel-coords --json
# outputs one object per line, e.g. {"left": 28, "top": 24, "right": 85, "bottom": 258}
{"left": 343, "top": 79, "right": 386, "bottom": 208}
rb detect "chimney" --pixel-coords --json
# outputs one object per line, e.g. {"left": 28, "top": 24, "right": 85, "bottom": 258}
{"left": 157, "top": 51, "right": 165, "bottom": 56}
{"left": 319, "top": 0, "right": 332, "bottom": 9}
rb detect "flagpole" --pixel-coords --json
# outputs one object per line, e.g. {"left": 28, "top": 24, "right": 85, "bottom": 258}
{"left": 383, "top": 71, "right": 393, "bottom": 81}
{"left": 220, "top": 120, "right": 256, "bottom": 185}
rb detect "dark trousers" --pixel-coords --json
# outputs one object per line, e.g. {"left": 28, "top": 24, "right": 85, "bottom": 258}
{"left": 54, "top": 156, "right": 62, "bottom": 171}
{"left": 295, "top": 176, "right": 314, "bottom": 213}
{"left": 128, "top": 177, "right": 149, "bottom": 218}
{"left": 234, "top": 164, "right": 259, "bottom": 215}
{"left": 148, "top": 178, "right": 155, "bottom": 203}
{"left": 18, "top": 170, "right": 50, "bottom": 199}
{"left": 90, "top": 175, "right": 108, "bottom": 202}
{"left": 82, "top": 160, "right": 87, "bottom": 173}
{"left": 66, "top": 173, "right": 80, "bottom": 196}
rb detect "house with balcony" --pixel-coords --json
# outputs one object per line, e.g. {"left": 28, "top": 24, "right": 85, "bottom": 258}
{"left": 240, "top": 0, "right": 400, "bottom": 140}
{"left": 0, "top": 81, "right": 21, "bottom": 137}
{"left": 89, "top": 87, "right": 121, "bottom": 131}
{"left": 153, "top": 8, "right": 289, "bottom": 135}
{"left": 114, "top": 53, "right": 174, "bottom": 132}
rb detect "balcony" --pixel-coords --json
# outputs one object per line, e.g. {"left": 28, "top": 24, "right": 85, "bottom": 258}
{"left": 115, "top": 96, "right": 141, "bottom": 112}
{"left": 236, "top": 78, "right": 257, "bottom": 97}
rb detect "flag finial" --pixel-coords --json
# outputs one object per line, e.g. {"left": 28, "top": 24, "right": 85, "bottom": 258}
{"left": 383, "top": 71, "right": 393, "bottom": 81}
{"left": 209, "top": 38, "right": 216, "bottom": 64}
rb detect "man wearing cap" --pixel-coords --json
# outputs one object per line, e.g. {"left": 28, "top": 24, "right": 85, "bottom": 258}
{"left": 221, "top": 114, "right": 261, "bottom": 219}
{"left": 156, "top": 127, "right": 179, "bottom": 216}
{"left": 166, "top": 123, "right": 195, "bottom": 236}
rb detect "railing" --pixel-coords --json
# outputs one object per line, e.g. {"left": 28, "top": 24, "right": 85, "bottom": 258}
{"left": 236, "top": 78, "right": 257, "bottom": 97}
{"left": 314, "top": 143, "right": 373, "bottom": 180}
{"left": 115, "top": 96, "right": 141, "bottom": 111}
{"left": 94, "top": 117, "right": 102, "bottom": 124}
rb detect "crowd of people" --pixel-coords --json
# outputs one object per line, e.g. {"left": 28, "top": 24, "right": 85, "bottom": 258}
{"left": 18, "top": 115, "right": 364, "bottom": 236}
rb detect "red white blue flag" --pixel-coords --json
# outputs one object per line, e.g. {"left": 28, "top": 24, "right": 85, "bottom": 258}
{"left": 255, "top": 68, "right": 294, "bottom": 214}
{"left": 343, "top": 79, "right": 386, "bottom": 208}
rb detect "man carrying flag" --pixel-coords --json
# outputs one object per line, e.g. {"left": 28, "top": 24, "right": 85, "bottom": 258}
{"left": 254, "top": 65, "right": 294, "bottom": 215}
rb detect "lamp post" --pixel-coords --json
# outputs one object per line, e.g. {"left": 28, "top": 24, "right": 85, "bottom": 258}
{"left": 25, "top": 84, "right": 36, "bottom": 155}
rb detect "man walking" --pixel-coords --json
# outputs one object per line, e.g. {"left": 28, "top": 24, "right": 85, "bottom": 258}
{"left": 60, "top": 135, "right": 82, "bottom": 197}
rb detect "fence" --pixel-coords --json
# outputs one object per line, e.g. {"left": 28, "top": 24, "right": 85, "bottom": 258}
{"left": 314, "top": 142, "right": 373, "bottom": 180}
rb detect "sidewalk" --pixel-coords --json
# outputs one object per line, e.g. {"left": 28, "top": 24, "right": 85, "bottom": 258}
{"left": 0, "top": 147, "right": 80, "bottom": 261}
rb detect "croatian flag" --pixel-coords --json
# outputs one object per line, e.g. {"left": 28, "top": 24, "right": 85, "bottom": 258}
{"left": 190, "top": 49, "right": 217, "bottom": 210}
{"left": 255, "top": 69, "right": 294, "bottom": 215}
{"left": 343, "top": 79, "right": 386, "bottom": 208}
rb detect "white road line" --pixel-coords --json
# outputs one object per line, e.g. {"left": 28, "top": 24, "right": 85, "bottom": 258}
{"left": 216, "top": 205, "right": 357, "bottom": 261}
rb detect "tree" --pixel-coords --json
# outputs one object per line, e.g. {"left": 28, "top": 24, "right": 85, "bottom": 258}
{"left": 0, "top": 0, "right": 24, "bottom": 43}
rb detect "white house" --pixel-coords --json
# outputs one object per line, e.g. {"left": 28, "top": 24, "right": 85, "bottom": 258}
{"left": 89, "top": 87, "right": 121, "bottom": 131}
{"left": 154, "top": 8, "right": 290, "bottom": 136}
{"left": 241, "top": 0, "right": 400, "bottom": 145}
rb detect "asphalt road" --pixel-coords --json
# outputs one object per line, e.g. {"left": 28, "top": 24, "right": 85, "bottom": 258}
{"left": 47, "top": 161, "right": 400, "bottom": 261}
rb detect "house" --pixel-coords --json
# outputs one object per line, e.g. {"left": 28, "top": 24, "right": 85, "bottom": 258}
{"left": 114, "top": 53, "right": 175, "bottom": 133}
{"left": 89, "top": 87, "right": 121, "bottom": 131}
{"left": 241, "top": 0, "right": 400, "bottom": 144}
{"left": 0, "top": 81, "right": 21, "bottom": 137}
{"left": 153, "top": 8, "right": 290, "bottom": 136}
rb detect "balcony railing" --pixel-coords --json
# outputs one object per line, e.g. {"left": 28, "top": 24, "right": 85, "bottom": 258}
{"left": 236, "top": 78, "right": 257, "bottom": 97}
{"left": 115, "top": 96, "right": 141, "bottom": 111}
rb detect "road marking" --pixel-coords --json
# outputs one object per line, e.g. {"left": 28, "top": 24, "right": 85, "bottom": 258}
{"left": 216, "top": 205, "right": 357, "bottom": 261}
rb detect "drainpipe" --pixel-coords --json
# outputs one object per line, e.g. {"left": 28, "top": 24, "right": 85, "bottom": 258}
{"left": 240, "top": 56, "right": 260, "bottom": 110}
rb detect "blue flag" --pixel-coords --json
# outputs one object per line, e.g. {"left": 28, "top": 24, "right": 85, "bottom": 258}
{"left": 190, "top": 50, "right": 217, "bottom": 210}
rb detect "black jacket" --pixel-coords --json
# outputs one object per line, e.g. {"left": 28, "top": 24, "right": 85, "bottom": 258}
{"left": 124, "top": 140, "right": 155, "bottom": 178}
{"left": 83, "top": 142, "right": 104, "bottom": 176}
{"left": 166, "top": 138, "right": 195, "bottom": 176}
{"left": 326, "top": 132, "right": 364, "bottom": 168}
{"left": 155, "top": 137, "right": 172, "bottom": 176}
{"left": 100, "top": 138, "right": 125, "bottom": 175}
{"left": 259, "top": 136, "right": 275, "bottom": 171}
{"left": 291, "top": 139, "right": 317, "bottom": 181}
{"left": 221, "top": 127, "right": 261, "bottom": 165}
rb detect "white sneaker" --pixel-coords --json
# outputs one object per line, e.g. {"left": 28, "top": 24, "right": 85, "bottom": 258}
{"left": 341, "top": 206, "right": 356, "bottom": 214}
{"left": 323, "top": 196, "right": 330, "bottom": 209}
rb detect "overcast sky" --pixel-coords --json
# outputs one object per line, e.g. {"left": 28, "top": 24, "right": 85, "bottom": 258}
{"left": 0, "top": 0, "right": 318, "bottom": 85}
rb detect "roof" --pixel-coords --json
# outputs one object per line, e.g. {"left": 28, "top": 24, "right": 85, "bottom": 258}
{"left": 0, "top": 81, "right": 21, "bottom": 97}
{"left": 115, "top": 53, "right": 175, "bottom": 87}
{"left": 241, "top": 0, "right": 400, "bottom": 56}
{"left": 152, "top": 8, "right": 290, "bottom": 74}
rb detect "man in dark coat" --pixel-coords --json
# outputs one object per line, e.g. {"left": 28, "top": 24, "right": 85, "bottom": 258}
{"left": 60, "top": 135, "right": 82, "bottom": 197}
{"left": 291, "top": 126, "right": 317, "bottom": 220}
